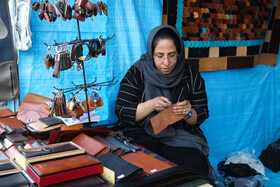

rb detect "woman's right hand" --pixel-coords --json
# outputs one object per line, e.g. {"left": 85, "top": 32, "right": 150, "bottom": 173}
{"left": 152, "top": 96, "right": 172, "bottom": 112}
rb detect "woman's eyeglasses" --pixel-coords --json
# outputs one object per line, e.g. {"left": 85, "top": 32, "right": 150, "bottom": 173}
{"left": 153, "top": 52, "right": 178, "bottom": 63}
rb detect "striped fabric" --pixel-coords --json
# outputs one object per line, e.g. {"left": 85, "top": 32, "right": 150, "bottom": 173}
{"left": 114, "top": 63, "right": 209, "bottom": 131}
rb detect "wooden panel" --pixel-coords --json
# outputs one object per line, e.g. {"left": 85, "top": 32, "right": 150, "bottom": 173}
{"left": 199, "top": 57, "right": 227, "bottom": 72}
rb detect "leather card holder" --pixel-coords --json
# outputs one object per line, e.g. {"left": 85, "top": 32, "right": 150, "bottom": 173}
{"left": 39, "top": 117, "right": 64, "bottom": 126}
{"left": 5, "top": 134, "right": 28, "bottom": 143}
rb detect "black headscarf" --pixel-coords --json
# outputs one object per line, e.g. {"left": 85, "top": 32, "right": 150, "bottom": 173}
{"left": 134, "top": 25, "right": 185, "bottom": 102}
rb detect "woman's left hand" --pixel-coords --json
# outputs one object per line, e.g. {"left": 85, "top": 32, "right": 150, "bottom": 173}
{"left": 173, "top": 100, "right": 192, "bottom": 115}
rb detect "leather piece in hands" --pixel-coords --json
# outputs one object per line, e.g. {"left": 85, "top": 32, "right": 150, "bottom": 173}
{"left": 0, "top": 108, "right": 15, "bottom": 118}
{"left": 0, "top": 116, "right": 25, "bottom": 129}
{"left": 72, "top": 133, "right": 110, "bottom": 157}
{"left": 150, "top": 104, "right": 184, "bottom": 135}
{"left": 121, "top": 151, "right": 173, "bottom": 175}
{"left": 39, "top": 117, "right": 64, "bottom": 126}
{"left": 93, "top": 135, "right": 124, "bottom": 156}
{"left": 0, "top": 172, "right": 29, "bottom": 187}
{"left": 16, "top": 101, "right": 50, "bottom": 124}
{"left": 97, "top": 152, "right": 143, "bottom": 184}
{"left": 31, "top": 154, "right": 100, "bottom": 176}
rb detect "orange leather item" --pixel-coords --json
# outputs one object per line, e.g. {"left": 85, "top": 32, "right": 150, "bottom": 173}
{"left": 20, "top": 93, "right": 52, "bottom": 110}
{"left": 31, "top": 154, "right": 100, "bottom": 176}
{"left": 60, "top": 124, "right": 83, "bottom": 130}
{"left": 150, "top": 104, "right": 184, "bottom": 135}
{"left": 121, "top": 151, "right": 173, "bottom": 175}
{"left": 0, "top": 108, "right": 15, "bottom": 118}
{"left": 72, "top": 133, "right": 109, "bottom": 157}
{"left": 0, "top": 116, "right": 25, "bottom": 129}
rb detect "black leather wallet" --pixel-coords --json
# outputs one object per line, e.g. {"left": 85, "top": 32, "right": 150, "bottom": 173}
{"left": 39, "top": 117, "right": 64, "bottom": 126}
{"left": 0, "top": 172, "right": 30, "bottom": 187}
{"left": 5, "top": 134, "right": 28, "bottom": 143}
{"left": 97, "top": 152, "right": 143, "bottom": 184}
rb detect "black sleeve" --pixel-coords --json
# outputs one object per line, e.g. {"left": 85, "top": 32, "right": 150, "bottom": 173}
{"left": 114, "top": 66, "right": 143, "bottom": 128}
{"left": 189, "top": 66, "right": 209, "bottom": 126}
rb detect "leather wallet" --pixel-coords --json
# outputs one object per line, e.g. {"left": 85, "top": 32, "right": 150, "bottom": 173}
{"left": 6, "top": 133, "right": 28, "bottom": 143}
{"left": 39, "top": 117, "right": 64, "bottom": 126}
{"left": 107, "top": 138, "right": 141, "bottom": 153}
{"left": 0, "top": 108, "right": 15, "bottom": 118}
{"left": 0, "top": 116, "right": 25, "bottom": 129}
{"left": 0, "top": 172, "right": 30, "bottom": 186}
{"left": 97, "top": 152, "right": 143, "bottom": 184}
{"left": 30, "top": 154, "right": 100, "bottom": 176}
{"left": 150, "top": 104, "right": 184, "bottom": 135}
{"left": 93, "top": 135, "right": 124, "bottom": 156}
{"left": 72, "top": 133, "right": 110, "bottom": 157}
{"left": 121, "top": 151, "right": 173, "bottom": 175}
{"left": 16, "top": 101, "right": 50, "bottom": 124}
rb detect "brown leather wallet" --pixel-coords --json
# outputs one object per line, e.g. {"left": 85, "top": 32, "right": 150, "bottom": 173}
{"left": 0, "top": 116, "right": 25, "bottom": 129}
{"left": 72, "top": 133, "right": 109, "bottom": 157}
{"left": 150, "top": 104, "right": 184, "bottom": 135}
{"left": 0, "top": 108, "right": 15, "bottom": 118}
{"left": 31, "top": 154, "right": 100, "bottom": 176}
{"left": 121, "top": 151, "right": 173, "bottom": 175}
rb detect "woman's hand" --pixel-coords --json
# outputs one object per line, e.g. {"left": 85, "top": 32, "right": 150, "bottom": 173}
{"left": 173, "top": 100, "right": 192, "bottom": 115}
{"left": 152, "top": 96, "right": 172, "bottom": 112}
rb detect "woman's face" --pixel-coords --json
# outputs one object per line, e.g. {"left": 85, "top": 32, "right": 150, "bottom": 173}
{"left": 153, "top": 39, "right": 178, "bottom": 75}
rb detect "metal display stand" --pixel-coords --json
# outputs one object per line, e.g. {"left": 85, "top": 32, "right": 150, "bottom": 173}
{"left": 49, "top": 20, "right": 117, "bottom": 126}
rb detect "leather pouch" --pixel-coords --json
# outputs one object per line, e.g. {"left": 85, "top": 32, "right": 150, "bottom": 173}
{"left": 30, "top": 154, "right": 100, "bottom": 176}
{"left": 16, "top": 101, "right": 50, "bottom": 124}
{"left": 72, "top": 12, "right": 85, "bottom": 22}
{"left": 121, "top": 151, "right": 173, "bottom": 176}
{"left": 0, "top": 108, "right": 15, "bottom": 118}
{"left": 150, "top": 104, "right": 184, "bottom": 135}
{"left": 77, "top": 0, "right": 89, "bottom": 9}
{"left": 72, "top": 133, "right": 110, "bottom": 157}
{"left": 93, "top": 135, "right": 124, "bottom": 156}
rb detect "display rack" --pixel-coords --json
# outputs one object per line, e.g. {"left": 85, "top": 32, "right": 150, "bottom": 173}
{"left": 48, "top": 20, "right": 117, "bottom": 126}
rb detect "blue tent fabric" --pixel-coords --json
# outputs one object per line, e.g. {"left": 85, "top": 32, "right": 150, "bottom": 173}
{"left": 7, "top": 0, "right": 280, "bottom": 185}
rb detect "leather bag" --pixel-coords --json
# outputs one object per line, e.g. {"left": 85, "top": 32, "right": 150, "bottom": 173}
{"left": 16, "top": 101, "right": 50, "bottom": 124}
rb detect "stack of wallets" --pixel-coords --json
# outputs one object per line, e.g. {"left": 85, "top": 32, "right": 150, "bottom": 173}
{"left": 26, "top": 153, "right": 103, "bottom": 186}
{"left": 15, "top": 141, "right": 84, "bottom": 170}
{"left": 97, "top": 152, "right": 143, "bottom": 184}
{"left": 0, "top": 159, "right": 33, "bottom": 187}
{"left": 121, "top": 151, "right": 174, "bottom": 177}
